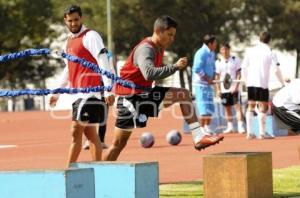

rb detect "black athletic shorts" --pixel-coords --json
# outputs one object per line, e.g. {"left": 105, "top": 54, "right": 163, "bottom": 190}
{"left": 72, "top": 97, "right": 107, "bottom": 123}
{"left": 221, "top": 92, "right": 241, "bottom": 106}
{"left": 247, "top": 87, "right": 269, "bottom": 102}
{"left": 115, "top": 86, "right": 170, "bottom": 129}
{"left": 272, "top": 103, "right": 300, "bottom": 132}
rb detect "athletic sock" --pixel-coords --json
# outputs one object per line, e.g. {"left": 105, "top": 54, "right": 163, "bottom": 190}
{"left": 237, "top": 121, "right": 245, "bottom": 132}
{"left": 189, "top": 122, "right": 205, "bottom": 143}
{"left": 258, "top": 112, "right": 267, "bottom": 136}
{"left": 237, "top": 121, "right": 243, "bottom": 128}
{"left": 227, "top": 122, "right": 234, "bottom": 130}
{"left": 204, "top": 124, "right": 213, "bottom": 134}
{"left": 246, "top": 111, "right": 254, "bottom": 135}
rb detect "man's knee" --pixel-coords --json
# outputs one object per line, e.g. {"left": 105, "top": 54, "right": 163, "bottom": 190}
{"left": 234, "top": 104, "right": 242, "bottom": 111}
{"left": 71, "top": 127, "right": 81, "bottom": 136}
{"left": 247, "top": 102, "right": 256, "bottom": 111}
{"left": 258, "top": 102, "right": 269, "bottom": 113}
{"left": 175, "top": 88, "right": 191, "bottom": 101}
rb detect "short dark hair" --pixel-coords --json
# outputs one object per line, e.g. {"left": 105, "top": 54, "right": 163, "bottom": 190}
{"left": 220, "top": 42, "right": 230, "bottom": 49}
{"left": 203, "top": 34, "right": 216, "bottom": 45}
{"left": 259, "top": 31, "right": 271, "bottom": 43}
{"left": 154, "top": 15, "right": 178, "bottom": 32}
{"left": 64, "top": 5, "right": 82, "bottom": 18}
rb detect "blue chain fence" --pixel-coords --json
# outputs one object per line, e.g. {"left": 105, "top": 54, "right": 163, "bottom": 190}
{"left": 0, "top": 48, "right": 148, "bottom": 97}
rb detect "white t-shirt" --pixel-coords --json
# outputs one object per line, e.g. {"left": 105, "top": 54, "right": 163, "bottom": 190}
{"left": 273, "top": 79, "right": 300, "bottom": 111}
{"left": 242, "top": 42, "right": 279, "bottom": 89}
{"left": 215, "top": 56, "right": 241, "bottom": 93}
{"left": 58, "top": 25, "right": 113, "bottom": 101}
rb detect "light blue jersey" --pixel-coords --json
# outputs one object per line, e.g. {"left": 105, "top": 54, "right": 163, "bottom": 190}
{"left": 192, "top": 44, "right": 215, "bottom": 115}
{"left": 192, "top": 44, "right": 216, "bottom": 84}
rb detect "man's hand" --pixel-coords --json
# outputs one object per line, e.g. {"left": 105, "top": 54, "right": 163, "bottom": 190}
{"left": 104, "top": 94, "right": 115, "bottom": 106}
{"left": 206, "top": 77, "right": 214, "bottom": 85}
{"left": 49, "top": 95, "right": 59, "bottom": 107}
{"left": 175, "top": 57, "right": 188, "bottom": 70}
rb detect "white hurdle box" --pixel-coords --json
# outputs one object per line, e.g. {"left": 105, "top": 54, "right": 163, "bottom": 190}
{"left": 72, "top": 161, "right": 159, "bottom": 198}
{"left": 0, "top": 168, "right": 95, "bottom": 198}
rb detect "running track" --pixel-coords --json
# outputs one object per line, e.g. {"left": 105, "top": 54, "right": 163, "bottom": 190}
{"left": 0, "top": 107, "right": 299, "bottom": 183}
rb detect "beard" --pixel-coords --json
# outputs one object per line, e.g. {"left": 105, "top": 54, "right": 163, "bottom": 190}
{"left": 69, "top": 24, "right": 82, "bottom": 34}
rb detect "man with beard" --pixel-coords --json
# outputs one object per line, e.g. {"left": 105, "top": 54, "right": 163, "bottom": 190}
{"left": 50, "top": 5, "right": 115, "bottom": 167}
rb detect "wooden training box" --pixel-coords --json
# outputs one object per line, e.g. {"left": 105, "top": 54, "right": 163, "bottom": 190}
{"left": 203, "top": 152, "right": 273, "bottom": 198}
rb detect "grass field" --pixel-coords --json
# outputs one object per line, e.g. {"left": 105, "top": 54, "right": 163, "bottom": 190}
{"left": 160, "top": 166, "right": 300, "bottom": 198}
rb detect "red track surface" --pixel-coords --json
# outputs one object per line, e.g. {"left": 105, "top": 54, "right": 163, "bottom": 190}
{"left": 0, "top": 107, "right": 299, "bottom": 183}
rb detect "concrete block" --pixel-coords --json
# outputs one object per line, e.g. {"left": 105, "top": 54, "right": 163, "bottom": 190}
{"left": 0, "top": 168, "right": 95, "bottom": 198}
{"left": 72, "top": 161, "right": 159, "bottom": 198}
{"left": 203, "top": 152, "right": 273, "bottom": 198}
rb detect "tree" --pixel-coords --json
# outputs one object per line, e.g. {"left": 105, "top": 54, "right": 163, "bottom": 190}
{"left": 270, "top": 0, "right": 300, "bottom": 78}
{"left": 229, "top": 0, "right": 300, "bottom": 78}
{"left": 50, "top": 0, "right": 300, "bottom": 85}
{"left": 109, "top": 0, "right": 243, "bottom": 88}
{"left": 0, "top": 0, "right": 57, "bottom": 89}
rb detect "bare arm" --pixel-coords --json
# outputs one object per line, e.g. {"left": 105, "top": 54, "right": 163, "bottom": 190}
{"left": 49, "top": 66, "right": 69, "bottom": 107}
{"left": 215, "top": 73, "right": 221, "bottom": 97}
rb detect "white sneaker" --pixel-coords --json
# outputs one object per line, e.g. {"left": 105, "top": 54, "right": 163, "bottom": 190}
{"left": 258, "top": 133, "right": 275, "bottom": 139}
{"left": 83, "top": 141, "right": 109, "bottom": 149}
{"left": 223, "top": 127, "right": 234, "bottom": 134}
{"left": 247, "top": 133, "right": 256, "bottom": 139}
{"left": 83, "top": 140, "right": 89, "bottom": 150}
{"left": 200, "top": 127, "right": 211, "bottom": 136}
{"left": 205, "top": 125, "right": 215, "bottom": 135}
{"left": 238, "top": 125, "right": 246, "bottom": 134}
